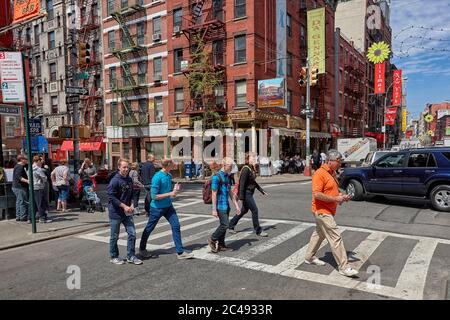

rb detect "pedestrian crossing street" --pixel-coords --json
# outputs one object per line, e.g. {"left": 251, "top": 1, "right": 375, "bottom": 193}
{"left": 77, "top": 205, "right": 450, "bottom": 300}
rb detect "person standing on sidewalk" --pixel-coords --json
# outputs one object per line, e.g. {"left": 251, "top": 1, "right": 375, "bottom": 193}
{"left": 107, "top": 158, "right": 142, "bottom": 265}
{"left": 208, "top": 157, "right": 241, "bottom": 253}
{"left": 141, "top": 154, "right": 156, "bottom": 192}
{"left": 32, "top": 156, "right": 52, "bottom": 223}
{"left": 228, "top": 152, "right": 269, "bottom": 237}
{"left": 304, "top": 149, "right": 358, "bottom": 278}
{"left": 12, "top": 155, "right": 29, "bottom": 222}
{"left": 51, "top": 160, "right": 70, "bottom": 212}
{"left": 139, "top": 159, "right": 194, "bottom": 260}
{"left": 129, "top": 162, "right": 145, "bottom": 216}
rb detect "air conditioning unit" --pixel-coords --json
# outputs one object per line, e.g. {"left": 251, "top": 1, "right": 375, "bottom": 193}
{"left": 174, "top": 26, "right": 181, "bottom": 34}
{"left": 152, "top": 33, "right": 161, "bottom": 42}
{"left": 154, "top": 74, "right": 162, "bottom": 82}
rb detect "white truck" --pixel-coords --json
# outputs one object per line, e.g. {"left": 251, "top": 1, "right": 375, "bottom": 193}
{"left": 337, "top": 137, "right": 377, "bottom": 166}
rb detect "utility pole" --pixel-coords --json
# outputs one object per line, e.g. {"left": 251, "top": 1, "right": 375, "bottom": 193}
{"left": 73, "top": 101, "right": 80, "bottom": 177}
{"left": 305, "top": 58, "right": 312, "bottom": 176}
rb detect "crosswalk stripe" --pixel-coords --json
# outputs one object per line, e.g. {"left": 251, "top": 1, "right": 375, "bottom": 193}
{"left": 173, "top": 200, "right": 204, "bottom": 209}
{"left": 144, "top": 217, "right": 217, "bottom": 242}
{"left": 235, "top": 224, "right": 310, "bottom": 261}
{"left": 395, "top": 239, "right": 438, "bottom": 300}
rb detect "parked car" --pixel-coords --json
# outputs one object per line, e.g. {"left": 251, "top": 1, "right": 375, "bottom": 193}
{"left": 339, "top": 148, "right": 450, "bottom": 212}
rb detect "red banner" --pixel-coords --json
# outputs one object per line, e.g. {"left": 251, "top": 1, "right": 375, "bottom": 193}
{"left": 392, "top": 70, "right": 402, "bottom": 106}
{"left": 405, "top": 130, "right": 413, "bottom": 138}
{"left": 374, "top": 62, "right": 385, "bottom": 94}
{"left": 386, "top": 107, "right": 398, "bottom": 125}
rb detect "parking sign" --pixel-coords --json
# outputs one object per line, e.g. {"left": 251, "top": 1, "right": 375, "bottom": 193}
{"left": 0, "top": 52, "right": 26, "bottom": 103}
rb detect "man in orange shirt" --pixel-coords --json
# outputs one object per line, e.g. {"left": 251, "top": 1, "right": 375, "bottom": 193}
{"left": 304, "top": 150, "right": 358, "bottom": 277}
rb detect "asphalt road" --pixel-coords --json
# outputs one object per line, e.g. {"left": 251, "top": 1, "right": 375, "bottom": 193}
{"left": 1, "top": 182, "right": 450, "bottom": 300}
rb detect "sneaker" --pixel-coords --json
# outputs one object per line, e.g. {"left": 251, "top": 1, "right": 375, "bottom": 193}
{"left": 218, "top": 244, "right": 233, "bottom": 252}
{"left": 110, "top": 257, "right": 125, "bottom": 265}
{"left": 39, "top": 219, "right": 52, "bottom": 223}
{"left": 177, "top": 251, "right": 195, "bottom": 260}
{"left": 339, "top": 267, "right": 359, "bottom": 277}
{"left": 228, "top": 228, "right": 237, "bottom": 234}
{"left": 127, "top": 256, "right": 143, "bottom": 265}
{"left": 138, "top": 249, "right": 153, "bottom": 259}
{"left": 257, "top": 231, "right": 268, "bottom": 237}
{"left": 208, "top": 238, "right": 219, "bottom": 253}
{"left": 304, "top": 257, "right": 326, "bottom": 266}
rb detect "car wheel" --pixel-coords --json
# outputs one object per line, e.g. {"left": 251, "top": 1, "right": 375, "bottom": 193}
{"left": 346, "top": 179, "right": 364, "bottom": 201}
{"left": 430, "top": 185, "right": 450, "bottom": 212}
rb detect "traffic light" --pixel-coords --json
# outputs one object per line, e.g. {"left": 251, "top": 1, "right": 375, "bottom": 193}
{"left": 78, "top": 42, "right": 91, "bottom": 66}
{"left": 298, "top": 67, "right": 308, "bottom": 87}
{"left": 310, "top": 68, "right": 319, "bottom": 86}
{"left": 59, "top": 126, "right": 73, "bottom": 138}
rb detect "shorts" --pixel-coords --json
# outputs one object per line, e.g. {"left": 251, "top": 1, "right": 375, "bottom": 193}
{"left": 58, "top": 185, "right": 69, "bottom": 201}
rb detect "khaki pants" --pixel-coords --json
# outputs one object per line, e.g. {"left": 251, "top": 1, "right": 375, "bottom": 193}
{"left": 305, "top": 213, "right": 349, "bottom": 270}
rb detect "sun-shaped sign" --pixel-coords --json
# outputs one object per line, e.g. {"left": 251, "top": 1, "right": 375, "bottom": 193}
{"left": 367, "top": 42, "right": 391, "bottom": 64}
{"left": 427, "top": 130, "right": 434, "bottom": 136}
{"left": 425, "top": 114, "right": 434, "bottom": 123}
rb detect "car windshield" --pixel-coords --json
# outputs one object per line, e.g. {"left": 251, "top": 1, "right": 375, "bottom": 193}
{"left": 373, "top": 152, "right": 390, "bottom": 163}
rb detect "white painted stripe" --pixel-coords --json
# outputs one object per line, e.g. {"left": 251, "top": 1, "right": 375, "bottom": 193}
{"left": 395, "top": 239, "right": 438, "bottom": 300}
{"left": 143, "top": 217, "right": 217, "bottom": 242}
{"left": 235, "top": 224, "right": 310, "bottom": 261}
{"left": 120, "top": 215, "right": 198, "bottom": 238}
{"left": 104, "top": 52, "right": 168, "bottom": 69}
{"left": 173, "top": 199, "right": 204, "bottom": 209}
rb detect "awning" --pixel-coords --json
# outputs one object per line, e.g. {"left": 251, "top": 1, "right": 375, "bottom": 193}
{"left": 60, "top": 139, "right": 105, "bottom": 152}
{"left": 310, "top": 132, "right": 331, "bottom": 138}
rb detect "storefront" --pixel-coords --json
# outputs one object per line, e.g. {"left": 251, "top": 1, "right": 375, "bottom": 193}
{"left": 60, "top": 137, "right": 106, "bottom": 167}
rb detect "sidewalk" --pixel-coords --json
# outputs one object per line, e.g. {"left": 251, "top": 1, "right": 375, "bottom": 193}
{"left": 0, "top": 210, "right": 111, "bottom": 251}
{"left": 173, "top": 173, "right": 312, "bottom": 185}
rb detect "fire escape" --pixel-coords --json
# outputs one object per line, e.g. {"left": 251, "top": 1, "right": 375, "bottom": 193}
{"left": 316, "top": 75, "right": 327, "bottom": 121}
{"left": 344, "top": 62, "right": 365, "bottom": 136}
{"left": 181, "top": 0, "right": 227, "bottom": 115}
{"left": 110, "top": 1, "right": 148, "bottom": 127}
{"left": 77, "top": 0, "right": 103, "bottom": 136}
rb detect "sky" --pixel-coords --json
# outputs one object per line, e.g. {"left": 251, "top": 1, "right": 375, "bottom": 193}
{"left": 390, "top": 0, "right": 450, "bottom": 119}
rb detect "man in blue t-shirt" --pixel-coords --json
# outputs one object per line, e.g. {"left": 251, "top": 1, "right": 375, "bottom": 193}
{"left": 208, "top": 157, "right": 241, "bottom": 253}
{"left": 139, "top": 159, "right": 194, "bottom": 260}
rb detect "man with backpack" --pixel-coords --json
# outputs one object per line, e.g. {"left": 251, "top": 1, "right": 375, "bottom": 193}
{"left": 207, "top": 157, "right": 241, "bottom": 253}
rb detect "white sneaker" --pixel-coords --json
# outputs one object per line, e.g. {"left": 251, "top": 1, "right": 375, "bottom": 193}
{"left": 257, "top": 231, "right": 268, "bottom": 237}
{"left": 177, "top": 251, "right": 195, "bottom": 260}
{"left": 110, "top": 257, "right": 125, "bottom": 265}
{"left": 339, "top": 267, "right": 359, "bottom": 277}
{"left": 304, "top": 257, "right": 326, "bottom": 266}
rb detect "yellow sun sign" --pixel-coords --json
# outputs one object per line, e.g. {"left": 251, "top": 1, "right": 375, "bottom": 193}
{"left": 427, "top": 130, "right": 434, "bottom": 136}
{"left": 425, "top": 114, "right": 434, "bottom": 123}
{"left": 367, "top": 42, "right": 391, "bottom": 64}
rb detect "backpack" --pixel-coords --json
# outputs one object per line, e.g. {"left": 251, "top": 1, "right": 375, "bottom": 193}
{"left": 232, "top": 165, "right": 251, "bottom": 197}
{"left": 202, "top": 174, "right": 223, "bottom": 204}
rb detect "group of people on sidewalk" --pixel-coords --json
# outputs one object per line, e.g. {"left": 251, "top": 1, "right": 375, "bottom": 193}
{"left": 107, "top": 150, "right": 359, "bottom": 277}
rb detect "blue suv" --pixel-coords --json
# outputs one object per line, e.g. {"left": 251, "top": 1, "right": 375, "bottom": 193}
{"left": 339, "top": 148, "right": 450, "bottom": 212}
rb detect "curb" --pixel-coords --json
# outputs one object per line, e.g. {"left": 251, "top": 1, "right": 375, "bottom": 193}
{"left": 0, "top": 222, "right": 110, "bottom": 252}
{"left": 173, "top": 178, "right": 312, "bottom": 185}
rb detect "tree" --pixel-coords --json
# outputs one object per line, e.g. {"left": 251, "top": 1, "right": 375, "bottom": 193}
{"left": 185, "top": 34, "right": 229, "bottom": 177}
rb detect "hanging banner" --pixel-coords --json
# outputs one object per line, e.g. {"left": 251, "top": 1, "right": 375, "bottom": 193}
{"left": 402, "top": 107, "right": 407, "bottom": 132}
{"left": 307, "top": 7, "right": 326, "bottom": 74}
{"left": 13, "top": 0, "right": 40, "bottom": 24}
{"left": 276, "top": 0, "right": 287, "bottom": 78}
{"left": 405, "top": 130, "right": 413, "bottom": 138}
{"left": 392, "top": 70, "right": 402, "bottom": 106}
{"left": 257, "top": 78, "right": 285, "bottom": 108}
{"left": 386, "top": 107, "right": 398, "bottom": 125}
{"left": 374, "top": 62, "right": 385, "bottom": 94}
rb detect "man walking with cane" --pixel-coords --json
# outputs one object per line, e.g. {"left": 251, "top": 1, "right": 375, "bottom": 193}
{"left": 304, "top": 150, "right": 358, "bottom": 277}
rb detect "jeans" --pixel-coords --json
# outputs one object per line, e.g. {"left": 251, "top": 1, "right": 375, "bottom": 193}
{"left": 34, "top": 189, "right": 48, "bottom": 220}
{"left": 139, "top": 205, "right": 184, "bottom": 254}
{"left": 58, "top": 185, "right": 69, "bottom": 201}
{"left": 109, "top": 216, "right": 137, "bottom": 259}
{"left": 12, "top": 187, "right": 28, "bottom": 220}
{"left": 211, "top": 208, "right": 230, "bottom": 245}
{"left": 229, "top": 191, "right": 262, "bottom": 234}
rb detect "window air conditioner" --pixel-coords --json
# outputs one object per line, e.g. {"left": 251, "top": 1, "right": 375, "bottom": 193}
{"left": 152, "top": 33, "right": 161, "bottom": 42}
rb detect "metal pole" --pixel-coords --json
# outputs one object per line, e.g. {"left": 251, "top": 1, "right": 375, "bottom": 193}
{"left": 22, "top": 52, "right": 36, "bottom": 233}
{"left": 306, "top": 58, "right": 311, "bottom": 170}
{"left": 73, "top": 102, "right": 80, "bottom": 178}
{"left": 0, "top": 115, "right": 4, "bottom": 167}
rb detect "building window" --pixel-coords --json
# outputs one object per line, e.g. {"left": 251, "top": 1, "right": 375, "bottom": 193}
{"left": 49, "top": 63, "right": 57, "bottom": 81}
{"left": 37, "top": 86, "right": 43, "bottom": 104}
{"left": 109, "top": 67, "right": 116, "bottom": 89}
{"left": 137, "top": 22, "right": 146, "bottom": 45}
{"left": 300, "top": 25, "right": 306, "bottom": 47}
{"left": 48, "top": 31, "right": 55, "bottom": 49}
{"left": 175, "top": 88, "right": 184, "bottom": 112}
{"left": 26, "top": 27, "right": 31, "bottom": 43}
{"left": 174, "top": 49, "right": 183, "bottom": 73}
{"left": 234, "top": 0, "right": 246, "bottom": 19}
{"left": 46, "top": 0, "right": 54, "bottom": 20}
{"left": 138, "top": 61, "right": 147, "bottom": 84}
{"left": 153, "top": 16, "right": 161, "bottom": 35}
{"left": 145, "top": 142, "right": 164, "bottom": 160}
{"left": 213, "top": 40, "right": 224, "bottom": 65}
{"left": 121, "top": 0, "right": 128, "bottom": 9}
{"left": 174, "top": 8, "right": 182, "bottom": 28}
{"left": 287, "top": 14, "right": 292, "bottom": 37}
{"left": 36, "top": 56, "right": 41, "bottom": 77}
{"left": 234, "top": 35, "right": 246, "bottom": 63}
{"left": 108, "top": 31, "right": 115, "bottom": 52}
{"left": 154, "top": 96, "right": 163, "bottom": 123}
{"left": 153, "top": 57, "right": 162, "bottom": 79}
{"left": 111, "top": 102, "right": 118, "bottom": 125}
{"left": 51, "top": 96, "right": 58, "bottom": 113}
{"left": 235, "top": 80, "right": 246, "bottom": 108}
{"left": 111, "top": 143, "right": 119, "bottom": 153}
{"left": 5, "top": 117, "right": 17, "bottom": 138}
{"left": 287, "top": 90, "right": 292, "bottom": 113}
{"left": 138, "top": 99, "right": 148, "bottom": 124}
{"left": 107, "top": 0, "right": 115, "bottom": 15}
{"left": 34, "top": 25, "right": 39, "bottom": 44}
{"left": 287, "top": 52, "right": 292, "bottom": 76}
{"left": 215, "top": 85, "right": 224, "bottom": 107}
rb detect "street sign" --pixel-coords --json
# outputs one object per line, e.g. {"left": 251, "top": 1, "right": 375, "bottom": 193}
{"left": 65, "top": 86, "right": 88, "bottom": 95}
{"left": 29, "top": 118, "right": 42, "bottom": 136}
{"left": 66, "top": 95, "right": 80, "bottom": 104}
{"left": 74, "top": 72, "right": 89, "bottom": 80}
{"left": 0, "top": 52, "right": 26, "bottom": 103}
{"left": 0, "top": 104, "right": 20, "bottom": 115}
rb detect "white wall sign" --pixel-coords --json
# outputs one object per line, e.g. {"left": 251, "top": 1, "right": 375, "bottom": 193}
{"left": 0, "top": 52, "right": 25, "bottom": 103}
